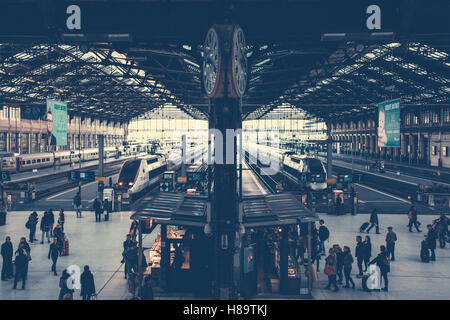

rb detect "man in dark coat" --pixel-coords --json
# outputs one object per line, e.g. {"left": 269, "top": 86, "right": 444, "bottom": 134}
{"left": 332, "top": 245, "right": 344, "bottom": 284}
{"left": 426, "top": 224, "right": 438, "bottom": 261}
{"left": 103, "top": 199, "right": 110, "bottom": 221}
{"left": 58, "top": 209, "right": 65, "bottom": 232}
{"left": 1, "top": 236, "right": 13, "bottom": 280}
{"left": 80, "top": 265, "right": 96, "bottom": 300}
{"left": 93, "top": 198, "right": 102, "bottom": 222}
{"left": 385, "top": 226, "right": 398, "bottom": 261}
{"left": 318, "top": 220, "right": 329, "bottom": 255}
{"left": 355, "top": 236, "right": 364, "bottom": 277}
{"left": 369, "top": 245, "right": 390, "bottom": 292}
{"left": 367, "top": 209, "right": 380, "bottom": 234}
{"left": 13, "top": 243, "right": 29, "bottom": 290}
{"left": 40, "top": 211, "right": 51, "bottom": 244}
{"left": 19, "top": 237, "right": 31, "bottom": 279}
{"left": 53, "top": 223, "right": 65, "bottom": 255}
{"left": 48, "top": 237, "right": 59, "bottom": 276}
{"left": 27, "top": 211, "right": 39, "bottom": 243}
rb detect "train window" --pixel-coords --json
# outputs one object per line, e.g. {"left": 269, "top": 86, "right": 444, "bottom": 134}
{"left": 147, "top": 158, "right": 158, "bottom": 164}
{"left": 32, "top": 159, "right": 36, "bottom": 164}
{"left": 47, "top": 158, "right": 50, "bottom": 161}
{"left": 444, "top": 146, "right": 449, "bottom": 157}
{"left": 27, "top": 160, "right": 31, "bottom": 164}
{"left": 42, "top": 158, "right": 46, "bottom": 162}
{"left": 37, "top": 159, "right": 41, "bottom": 163}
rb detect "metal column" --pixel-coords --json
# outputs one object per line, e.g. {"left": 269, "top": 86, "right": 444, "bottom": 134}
{"left": 210, "top": 98, "right": 241, "bottom": 299}
{"left": 326, "top": 121, "right": 333, "bottom": 213}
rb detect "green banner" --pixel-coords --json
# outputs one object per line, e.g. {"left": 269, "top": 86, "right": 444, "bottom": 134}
{"left": 46, "top": 99, "right": 68, "bottom": 146}
{"left": 377, "top": 99, "right": 400, "bottom": 148}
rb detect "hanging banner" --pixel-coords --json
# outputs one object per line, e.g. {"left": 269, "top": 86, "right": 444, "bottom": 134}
{"left": 46, "top": 99, "right": 68, "bottom": 146}
{"left": 377, "top": 99, "right": 400, "bottom": 148}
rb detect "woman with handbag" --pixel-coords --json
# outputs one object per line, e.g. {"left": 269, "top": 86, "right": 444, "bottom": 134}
{"left": 324, "top": 248, "right": 339, "bottom": 292}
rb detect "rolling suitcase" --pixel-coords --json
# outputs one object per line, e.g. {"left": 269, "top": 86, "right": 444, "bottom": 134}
{"left": 360, "top": 222, "right": 370, "bottom": 233}
{"left": 61, "top": 239, "right": 69, "bottom": 256}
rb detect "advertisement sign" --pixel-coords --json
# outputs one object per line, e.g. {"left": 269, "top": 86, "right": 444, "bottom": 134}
{"left": 377, "top": 99, "right": 400, "bottom": 147}
{"left": 46, "top": 99, "right": 68, "bottom": 146}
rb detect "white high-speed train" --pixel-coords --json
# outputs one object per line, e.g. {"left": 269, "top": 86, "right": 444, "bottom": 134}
{"left": 282, "top": 154, "right": 327, "bottom": 191}
{"left": 117, "top": 154, "right": 168, "bottom": 201}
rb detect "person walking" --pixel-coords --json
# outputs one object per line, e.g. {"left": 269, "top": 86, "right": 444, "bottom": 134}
{"left": 343, "top": 246, "right": 355, "bottom": 289}
{"left": 93, "top": 198, "right": 102, "bottom": 222}
{"left": 122, "top": 235, "right": 134, "bottom": 279}
{"left": 129, "top": 220, "right": 138, "bottom": 242}
{"left": 355, "top": 236, "right": 364, "bottom": 278}
{"left": 13, "top": 243, "right": 29, "bottom": 290}
{"left": 58, "top": 209, "right": 65, "bottom": 232}
{"left": 366, "top": 209, "right": 380, "bottom": 234}
{"left": 408, "top": 203, "right": 421, "bottom": 232}
{"left": 318, "top": 220, "right": 329, "bottom": 255}
{"left": 138, "top": 276, "right": 154, "bottom": 300}
{"left": 385, "top": 227, "right": 397, "bottom": 261}
{"left": 1, "top": 236, "right": 13, "bottom": 281}
{"left": 335, "top": 195, "right": 342, "bottom": 216}
{"left": 27, "top": 211, "right": 39, "bottom": 243}
{"left": 48, "top": 238, "right": 59, "bottom": 276}
{"left": 421, "top": 237, "right": 430, "bottom": 262}
{"left": 369, "top": 245, "right": 390, "bottom": 292}
{"left": 324, "top": 248, "right": 339, "bottom": 292}
{"left": 362, "top": 236, "right": 372, "bottom": 272}
{"left": 426, "top": 224, "right": 437, "bottom": 261}
{"left": 58, "top": 269, "right": 74, "bottom": 300}
{"left": 73, "top": 192, "right": 82, "bottom": 218}
{"left": 48, "top": 209, "right": 55, "bottom": 238}
{"left": 40, "top": 211, "right": 51, "bottom": 244}
{"left": 80, "top": 265, "right": 96, "bottom": 300}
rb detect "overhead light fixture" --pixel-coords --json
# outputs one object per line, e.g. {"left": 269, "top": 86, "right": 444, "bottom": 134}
{"left": 62, "top": 33, "right": 86, "bottom": 41}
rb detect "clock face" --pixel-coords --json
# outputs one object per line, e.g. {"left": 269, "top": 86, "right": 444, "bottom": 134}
{"left": 202, "top": 28, "right": 220, "bottom": 97}
{"left": 232, "top": 27, "right": 247, "bottom": 97}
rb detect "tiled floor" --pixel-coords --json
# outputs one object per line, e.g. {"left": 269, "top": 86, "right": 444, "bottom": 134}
{"left": 0, "top": 210, "right": 448, "bottom": 300}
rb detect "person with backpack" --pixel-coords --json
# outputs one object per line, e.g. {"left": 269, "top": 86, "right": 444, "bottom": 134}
{"left": 40, "top": 211, "right": 51, "bottom": 244}
{"left": 366, "top": 209, "right": 380, "bottom": 234}
{"left": 73, "top": 192, "right": 82, "bottom": 218}
{"left": 408, "top": 203, "right": 421, "bottom": 232}
{"left": 80, "top": 265, "right": 96, "bottom": 300}
{"left": 318, "top": 220, "right": 329, "bottom": 255}
{"left": 103, "top": 198, "right": 110, "bottom": 221}
{"left": 369, "top": 245, "right": 390, "bottom": 292}
{"left": 343, "top": 246, "right": 355, "bottom": 289}
{"left": 426, "top": 224, "right": 437, "bottom": 261}
{"left": 26, "top": 211, "right": 39, "bottom": 243}
{"left": 1, "top": 236, "right": 13, "bottom": 281}
{"left": 385, "top": 227, "right": 397, "bottom": 261}
{"left": 48, "top": 237, "right": 59, "bottom": 276}
{"left": 324, "top": 248, "right": 339, "bottom": 292}
{"left": 355, "top": 236, "right": 364, "bottom": 277}
{"left": 58, "top": 269, "right": 74, "bottom": 300}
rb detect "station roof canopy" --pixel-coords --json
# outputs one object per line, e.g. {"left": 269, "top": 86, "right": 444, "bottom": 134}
{"left": 0, "top": 0, "right": 449, "bottom": 122}
{"left": 131, "top": 192, "right": 317, "bottom": 228}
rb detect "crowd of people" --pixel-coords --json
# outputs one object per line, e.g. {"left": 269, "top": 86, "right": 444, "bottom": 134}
{"left": 314, "top": 202, "right": 450, "bottom": 293}
{"left": 0, "top": 208, "right": 97, "bottom": 300}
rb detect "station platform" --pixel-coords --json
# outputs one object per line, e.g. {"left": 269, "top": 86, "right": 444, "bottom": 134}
{"left": 0, "top": 210, "right": 448, "bottom": 300}
{"left": 241, "top": 161, "right": 270, "bottom": 196}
